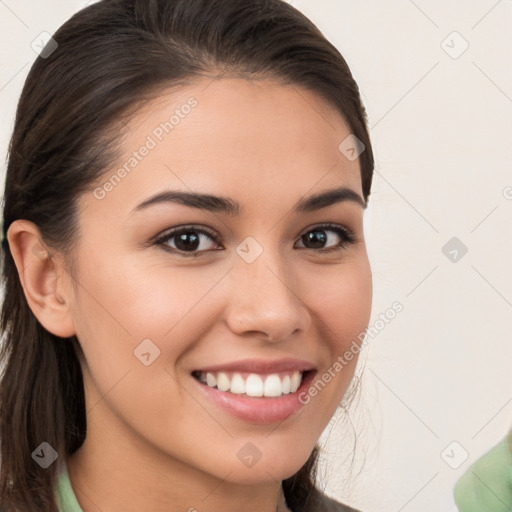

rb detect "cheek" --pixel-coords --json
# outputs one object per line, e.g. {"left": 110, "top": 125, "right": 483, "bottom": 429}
{"left": 69, "top": 255, "right": 228, "bottom": 432}
{"left": 309, "top": 257, "right": 373, "bottom": 350}
{"left": 299, "top": 258, "right": 372, "bottom": 416}
{"left": 69, "top": 252, "right": 233, "bottom": 436}
{"left": 73, "top": 254, "right": 224, "bottom": 352}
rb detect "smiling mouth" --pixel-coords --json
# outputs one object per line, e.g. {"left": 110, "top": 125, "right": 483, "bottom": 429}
{"left": 191, "top": 370, "right": 312, "bottom": 398}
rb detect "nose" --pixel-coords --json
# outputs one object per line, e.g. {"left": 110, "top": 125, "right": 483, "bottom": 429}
{"left": 224, "top": 248, "right": 311, "bottom": 342}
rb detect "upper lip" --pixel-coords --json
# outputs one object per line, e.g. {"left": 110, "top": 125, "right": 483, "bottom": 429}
{"left": 193, "top": 358, "right": 316, "bottom": 374}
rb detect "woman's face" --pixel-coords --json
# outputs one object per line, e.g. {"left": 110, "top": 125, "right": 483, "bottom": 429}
{"left": 67, "top": 77, "right": 372, "bottom": 484}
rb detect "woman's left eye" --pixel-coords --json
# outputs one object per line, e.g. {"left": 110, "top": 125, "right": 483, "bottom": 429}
{"left": 295, "top": 223, "right": 356, "bottom": 252}
{"left": 154, "top": 223, "right": 356, "bottom": 257}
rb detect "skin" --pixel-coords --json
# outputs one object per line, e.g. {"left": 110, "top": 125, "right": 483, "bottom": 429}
{"left": 8, "top": 77, "right": 372, "bottom": 512}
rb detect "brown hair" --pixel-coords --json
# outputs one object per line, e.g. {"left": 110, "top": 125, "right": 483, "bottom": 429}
{"left": 0, "top": 0, "right": 374, "bottom": 510}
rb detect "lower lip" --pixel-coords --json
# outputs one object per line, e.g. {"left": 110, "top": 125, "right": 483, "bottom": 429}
{"left": 193, "top": 371, "right": 316, "bottom": 424}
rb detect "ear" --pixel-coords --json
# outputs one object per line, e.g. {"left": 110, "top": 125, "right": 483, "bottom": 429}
{"left": 7, "top": 219, "right": 76, "bottom": 338}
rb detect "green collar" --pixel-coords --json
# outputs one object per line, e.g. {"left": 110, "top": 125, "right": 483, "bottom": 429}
{"left": 56, "top": 460, "right": 83, "bottom": 512}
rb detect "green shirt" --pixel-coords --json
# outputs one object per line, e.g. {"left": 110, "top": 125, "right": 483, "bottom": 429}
{"left": 454, "top": 436, "right": 512, "bottom": 511}
{"left": 55, "top": 460, "right": 83, "bottom": 512}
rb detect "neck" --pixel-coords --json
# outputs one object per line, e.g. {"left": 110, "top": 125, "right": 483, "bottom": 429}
{"left": 277, "top": 485, "right": 292, "bottom": 512}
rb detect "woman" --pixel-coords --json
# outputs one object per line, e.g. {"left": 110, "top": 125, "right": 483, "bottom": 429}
{"left": 0, "top": 0, "right": 375, "bottom": 510}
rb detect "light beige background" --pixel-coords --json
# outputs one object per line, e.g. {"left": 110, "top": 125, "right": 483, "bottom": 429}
{"left": 1, "top": 1, "right": 511, "bottom": 511}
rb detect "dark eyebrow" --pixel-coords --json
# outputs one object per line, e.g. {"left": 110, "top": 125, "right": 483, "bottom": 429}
{"left": 295, "top": 186, "right": 366, "bottom": 212}
{"left": 131, "top": 186, "right": 366, "bottom": 216}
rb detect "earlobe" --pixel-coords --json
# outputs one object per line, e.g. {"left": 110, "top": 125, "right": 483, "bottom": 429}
{"left": 6, "top": 219, "right": 76, "bottom": 338}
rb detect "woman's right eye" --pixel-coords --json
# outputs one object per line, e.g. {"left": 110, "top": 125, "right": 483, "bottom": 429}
{"left": 154, "top": 226, "right": 223, "bottom": 257}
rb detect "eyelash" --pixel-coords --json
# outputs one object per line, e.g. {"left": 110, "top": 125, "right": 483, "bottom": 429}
{"left": 153, "top": 223, "right": 357, "bottom": 257}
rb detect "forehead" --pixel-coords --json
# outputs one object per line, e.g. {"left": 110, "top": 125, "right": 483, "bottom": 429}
{"left": 84, "top": 77, "right": 363, "bottom": 218}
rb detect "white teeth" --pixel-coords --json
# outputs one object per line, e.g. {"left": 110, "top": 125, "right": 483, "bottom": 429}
{"left": 282, "top": 375, "right": 291, "bottom": 394}
{"left": 290, "top": 371, "right": 301, "bottom": 393}
{"left": 245, "top": 374, "right": 264, "bottom": 396}
{"left": 230, "top": 373, "right": 245, "bottom": 394}
{"left": 206, "top": 372, "right": 216, "bottom": 388}
{"left": 216, "top": 372, "right": 230, "bottom": 392}
{"left": 196, "top": 370, "right": 304, "bottom": 397}
{"left": 263, "top": 374, "right": 283, "bottom": 397}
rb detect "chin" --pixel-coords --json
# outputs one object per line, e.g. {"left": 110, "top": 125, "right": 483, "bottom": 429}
{"left": 208, "top": 444, "right": 314, "bottom": 485}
